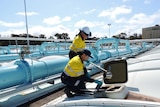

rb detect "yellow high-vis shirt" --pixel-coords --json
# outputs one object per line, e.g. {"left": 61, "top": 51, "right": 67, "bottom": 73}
{"left": 64, "top": 55, "right": 85, "bottom": 77}
{"left": 70, "top": 35, "right": 86, "bottom": 52}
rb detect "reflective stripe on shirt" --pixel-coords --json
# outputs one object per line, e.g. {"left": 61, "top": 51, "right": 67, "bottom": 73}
{"left": 64, "top": 65, "right": 84, "bottom": 77}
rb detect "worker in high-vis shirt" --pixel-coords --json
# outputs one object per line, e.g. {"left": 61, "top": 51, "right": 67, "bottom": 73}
{"left": 61, "top": 49, "right": 102, "bottom": 98}
{"left": 69, "top": 26, "right": 91, "bottom": 59}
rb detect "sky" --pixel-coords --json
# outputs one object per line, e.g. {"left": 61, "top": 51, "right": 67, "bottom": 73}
{"left": 0, "top": 0, "right": 160, "bottom": 40}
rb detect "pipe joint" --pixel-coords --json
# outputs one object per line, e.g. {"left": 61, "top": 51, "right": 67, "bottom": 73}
{"left": 14, "top": 60, "right": 31, "bottom": 83}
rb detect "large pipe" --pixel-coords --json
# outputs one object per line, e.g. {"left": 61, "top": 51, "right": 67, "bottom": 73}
{"left": 0, "top": 55, "right": 69, "bottom": 90}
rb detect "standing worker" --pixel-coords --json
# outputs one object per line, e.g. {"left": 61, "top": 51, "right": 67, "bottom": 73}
{"left": 61, "top": 49, "right": 102, "bottom": 98}
{"left": 69, "top": 26, "right": 91, "bottom": 59}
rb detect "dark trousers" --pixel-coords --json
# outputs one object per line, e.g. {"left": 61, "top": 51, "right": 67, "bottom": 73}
{"left": 61, "top": 72, "right": 86, "bottom": 93}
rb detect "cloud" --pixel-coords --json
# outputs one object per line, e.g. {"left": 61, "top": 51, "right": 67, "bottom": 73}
{"left": 43, "top": 16, "right": 61, "bottom": 25}
{"left": 144, "top": 0, "right": 151, "bottom": 4}
{"left": 0, "top": 28, "right": 25, "bottom": 37}
{"left": 1, "top": 2, "right": 159, "bottom": 40}
{"left": 0, "top": 24, "right": 71, "bottom": 38}
{"left": 0, "top": 21, "right": 24, "bottom": 27}
{"left": 17, "top": 12, "right": 38, "bottom": 16}
{"left": 26, "top": 25, "right": 72, "bottom": 38}
{"left": 115, "top": 18, "right": 127, "bottom": 23}
{"left": 74, "top": 20, "right": 104, "bottom": 28}
{"left": 113, "top": 13, "right": 153, "bottom": 35}
{"left": 62, "top": 16, "right": 71, "bottom": 22}
{"left": 114, "top": 9, "right": 160, "bottom": 35}
{"left": 84, "top": 9, "right": 96, "bottom": 14}
{"left": 122, "top": 0, "right": 129, "bottom": 2}
{"left": 128, "top": 14, "right": 150, "bottom": 25}
{"left": 43, "top": 16, "right": 71, "bottom": 25}
{"left": 98, "top": 5, "right": 132, "bottom": 19}
{"left": 93, "top": 31, "right": 107, "bottom": 38}
{"left": 128, "top": 11, "right": 160, "bottom": 27}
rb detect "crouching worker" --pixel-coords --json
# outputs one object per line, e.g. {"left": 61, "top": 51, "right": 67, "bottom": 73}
{"left": 61, "top": 49, "right": 102, "bottom": 98}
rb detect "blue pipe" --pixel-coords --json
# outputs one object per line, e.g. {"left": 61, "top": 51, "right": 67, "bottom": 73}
{"left": 0, "top": 46, "right": 11, "bottom": 54}
{"left": 0, "top": 63, "right": 26, "bottom": 89}
{"left": 0, "top": 54, "right": 20, "bottom": 62}
{"left": 0, "top": 55, "right": 69, "bottom": 90}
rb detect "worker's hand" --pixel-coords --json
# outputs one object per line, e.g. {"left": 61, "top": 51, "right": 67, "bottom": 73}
{"left": 84, "top": 67, "right": 90, "bottom": 78}
{"left": 94, "top": 80, "right": 102, "bottom": 85}
{"left": 94, "top": 80, "right": 103, "bottom": 90}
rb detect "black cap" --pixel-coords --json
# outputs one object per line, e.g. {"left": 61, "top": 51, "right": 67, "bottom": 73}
{"left": 83, "top": 49, "right": 93, "bottom": 58}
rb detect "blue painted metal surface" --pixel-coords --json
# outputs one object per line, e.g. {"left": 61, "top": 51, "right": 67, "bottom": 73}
{"left": 0, "top": 56, "right": 69, "bottom": 89}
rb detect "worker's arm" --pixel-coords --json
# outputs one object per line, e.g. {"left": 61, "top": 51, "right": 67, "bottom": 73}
{"left": 83, "top": 67, "right": 95, "bottom": 82}
{"left": 84, "top": 67, "right": 103, "bottom": 90}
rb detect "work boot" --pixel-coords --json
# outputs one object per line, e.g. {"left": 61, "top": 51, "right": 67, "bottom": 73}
{"left": 64, "top": 87, "right": 74, "bottom": 98}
